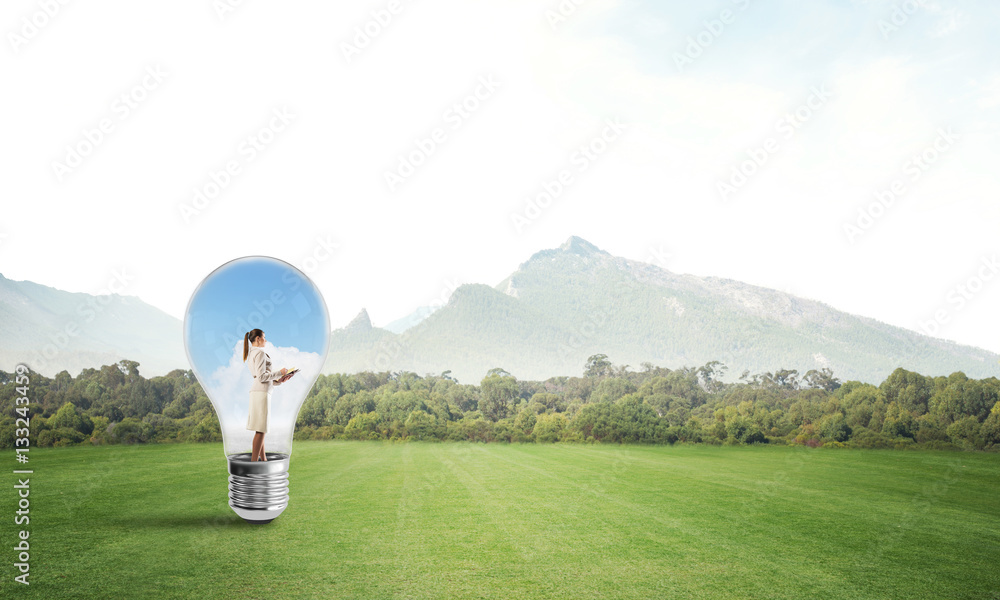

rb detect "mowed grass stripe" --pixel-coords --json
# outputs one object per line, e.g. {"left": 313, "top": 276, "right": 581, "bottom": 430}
{"left": 430, "top": 442, "right": 576, "bottom": 598}
{"left": 2, "top": 442, "right": 997, "bottom": 600}
{"left": 473, "top": 444, "right": 995, "bottom": 599}
{"left": 458, "top": 443, "right": 724, "bottom": 598}
{"left": 473, "top": 444, "right": 851, "bottom": 598}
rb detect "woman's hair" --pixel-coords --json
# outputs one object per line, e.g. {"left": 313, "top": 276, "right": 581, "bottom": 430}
{"left": 243, "top": 329, "right": 264, "bottom": 362}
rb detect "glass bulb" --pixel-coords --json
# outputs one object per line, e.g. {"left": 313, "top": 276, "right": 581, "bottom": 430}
{"left": 182, "top": 256, "right": 330, "bottom": 523}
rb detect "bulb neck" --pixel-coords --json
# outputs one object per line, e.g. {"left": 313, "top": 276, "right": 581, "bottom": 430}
{"left": 227, "top": 452, "right": 290, "bottom": 524}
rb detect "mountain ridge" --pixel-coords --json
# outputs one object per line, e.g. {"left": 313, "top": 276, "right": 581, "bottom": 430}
{"left": 2, "top": 237, "right": 997, "bottom": 383}
{"left": 325, "top": 237, "right": 998, "bottom": 383}
{"left": 0, "top": 273, "right": 185, "bottom": 378}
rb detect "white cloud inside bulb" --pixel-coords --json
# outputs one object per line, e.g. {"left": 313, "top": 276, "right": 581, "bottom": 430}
{"left": 206, "top": 341, "right": 324, "bottom": 446}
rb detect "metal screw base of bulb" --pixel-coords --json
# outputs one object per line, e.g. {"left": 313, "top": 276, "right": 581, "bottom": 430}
{"left": 227, "top": 452, "right": 290, "bottom": 524}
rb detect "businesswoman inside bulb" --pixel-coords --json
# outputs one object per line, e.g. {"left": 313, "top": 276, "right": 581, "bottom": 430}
{"left": 243, "top": 328, "right": 293, "bottom": 461}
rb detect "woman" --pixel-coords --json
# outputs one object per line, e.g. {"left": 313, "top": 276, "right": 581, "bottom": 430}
{"left": 243, "top": 329, "right": 293, "bottom": 461}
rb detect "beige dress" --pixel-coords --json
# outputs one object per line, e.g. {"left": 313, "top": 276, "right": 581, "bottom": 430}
{"left": 246, "top": 346, "right": 282, "bottom": 433}
{"left": 247, "top": 390, "right": 270, "bottom": 433}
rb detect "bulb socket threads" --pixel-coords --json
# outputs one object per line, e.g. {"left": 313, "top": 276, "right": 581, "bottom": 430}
{"left": 227, "top": 452, "right": 290, "bottom": 524}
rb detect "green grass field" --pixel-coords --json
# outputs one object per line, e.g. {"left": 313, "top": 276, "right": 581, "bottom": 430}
{"left": 2, "top": 442, "right": 998, "bottom": 599}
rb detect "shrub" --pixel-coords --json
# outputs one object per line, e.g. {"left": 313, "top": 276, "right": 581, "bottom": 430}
{"left": 534, "top": 413, "right": 567, "bottom": 443}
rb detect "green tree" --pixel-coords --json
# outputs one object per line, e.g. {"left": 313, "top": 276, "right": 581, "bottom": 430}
{"left": 533, "top": 413, "right": 567, "bottom": 443}
{"left": 981, "top": 401, "right": 1000, "bottom": 448}
{"left": 840, "top": 383, "right": 883, "bottom": 430}
{"left": 189, "top": 414, "right": 221, "bottom": 443}
{"left": 591, "top": 378, "right": 636, "bottom": 404}
{"left": 49, "top": 401, "right": 93, "bottom": 435}
{"left": 696, "top": 361, "right": 729, "bottom": 393}
{"left": 508, "top": 408, "right": 535, "bottom": 442}
{"left": 724, "top": 414, "right": 765, "bottom": 444}
{"left": 480, "top": 372, "right": 518, "bottom": 421}
{"left": 404, "top": 410, "right": 438, "bottom": 440}
{"left": 584, "top": 354, "right": 612, "bottom": 378}
{"left": 344, "top": 412, "right": 381, "bottom": 440}
{"left": 881, "top": 402, "right": 915, "bottom": 439}
{"left": 881, "top": 368, "right": 933, "bottom": 415}
{"left": 529, "top": 392, "right": 565, "bottom": 412}
{"left": 110, "top": 418, "right": 152, "bottom": 444}
{"left": 947, "top": 415, "right": 983, "bottom": 450}
{"left": 804, "top": 368, "right": 841, "bottom": 392}
{"left": 817, "top": 413, "right": 852, "bottom": 442}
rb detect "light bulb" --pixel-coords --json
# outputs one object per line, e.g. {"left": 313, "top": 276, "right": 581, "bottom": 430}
{"left": 183, "top": 256, "right": 330, "bottom": 524}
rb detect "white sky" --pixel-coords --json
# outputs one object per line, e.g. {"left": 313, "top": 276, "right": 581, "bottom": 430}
{"left": 2, "top": 0, "right": 998, "bottom": 355}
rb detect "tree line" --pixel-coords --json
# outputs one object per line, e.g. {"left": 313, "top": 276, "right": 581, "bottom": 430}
{"left": 2, "top": 355, "right": 999, "bottom": 451}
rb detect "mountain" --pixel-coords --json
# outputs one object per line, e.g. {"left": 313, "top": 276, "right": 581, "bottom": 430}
{"left": 5, "top": 237, "right": 998, "bottom": 384}
{"left": 0, "top": 273, "right": 185, "bottom": 378}
{"left": 323, "top": 237, "right": 999, "bottom": 384}
{"left": 325, "top": 308, "right": 400, "bottom": 373}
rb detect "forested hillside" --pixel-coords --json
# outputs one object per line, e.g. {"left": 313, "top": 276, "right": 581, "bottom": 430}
{"left": 324, "top": 237, "right": 1000, "bottom": 383}
{"left": 4, "top": 356, "right": 999, "bottom": 452}
{"left": 0, "top": 273, "right": 185, "bottom": 378}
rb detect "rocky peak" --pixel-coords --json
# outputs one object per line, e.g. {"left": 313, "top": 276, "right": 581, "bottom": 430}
{"left": 559, "top": 236, "right": 606, "bottom": 256}
{"left": 345, "top": 308, "right": 372, "bottom": 331}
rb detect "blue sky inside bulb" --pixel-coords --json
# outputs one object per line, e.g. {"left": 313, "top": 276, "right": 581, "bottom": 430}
{"left": 183, "top": 256, "right": 331, "bottom": 456}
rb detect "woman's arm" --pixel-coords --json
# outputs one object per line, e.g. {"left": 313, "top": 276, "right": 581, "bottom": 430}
{"left": 251, "top": 350, "right": 285, "bottom": 383}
